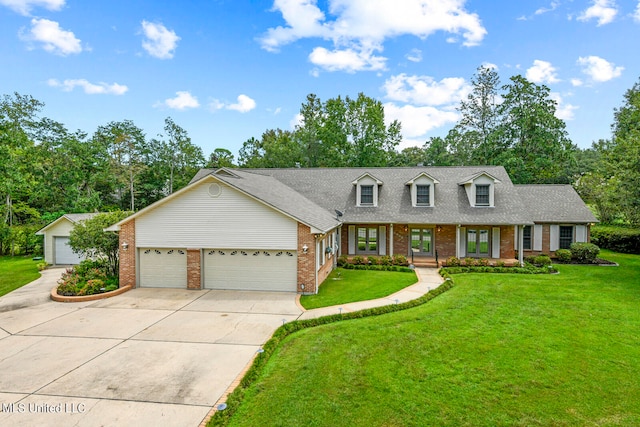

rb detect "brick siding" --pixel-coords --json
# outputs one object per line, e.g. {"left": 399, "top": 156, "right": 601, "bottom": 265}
{"left": 118, "top": 220, "right": 136, "bottom": 288}
{"left": 297, "top": 223, "right": 316, "bottom": 294}
{"left": 187, "top": 249, "right": 201, "bottom": 290}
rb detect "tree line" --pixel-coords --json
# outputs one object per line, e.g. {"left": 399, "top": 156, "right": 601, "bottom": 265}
{"left": 1, "top": 66, "right": 639, "bottom": 255}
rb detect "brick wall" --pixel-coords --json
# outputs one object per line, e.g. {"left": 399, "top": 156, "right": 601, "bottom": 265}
{"left": 297, "top": 223, "right": 316, "bottom": 294}
{"left": 187, "top": 249, "right": 201, "bottom": 290}
{"left": 435, "top": 225, "right": 456, "bottom": 259}
{"left": 499, "top": 225, "right": 516, "bottom": 258}
{"left": 317, "top": 257, "right": 333, "bottom": 289}
{"left": 119, "top": 220, "right": 136, "bottom": 288}
{"left": 393, "top": 224, "right": 409, "bottom": 256}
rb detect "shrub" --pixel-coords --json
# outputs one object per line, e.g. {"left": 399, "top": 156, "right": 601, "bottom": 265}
{"left": 495, "top": 261, "right": 505, "bottom": 267}
{"left": 378, "top": 255, "right": 392, "bottom": 266}
{"left": 76, "top": 279, "right": 105, "bottom": 296}
{"left": 367, "top": 256, "right": 377, "bottom": 265}
{"left": 463, "top": 258, "right": 477, "bottom": 267}
{"left": 570, "top": 242, "right": 600, "bottom": 263}
{"left": 352, "top": 255, "right": 365, "bottom": 265}
{"left": 337, "top": 255, "right": 349, "bottom": 267}
{"left": 477, "top": 258, "right": 490, "bottom": 266}
{"left": 446, "top": 256, "right": 461, "bottom": 267}
{"left": 524, "top": 255, "right": 537, "bottom": 265}
{"left": 555, "top": 249, "right": 572, "bottom": 263}
{"left": 533, "top": 255, "right": 552, "bottom": 266}
{"left": 392, "top": 254, "right": 408, "bottom": 266}
{"left": 591, "top": 225, "right": 640, "bottom": 254}
{"left": 36, "top": 262, "right": 47, "bottom": 271}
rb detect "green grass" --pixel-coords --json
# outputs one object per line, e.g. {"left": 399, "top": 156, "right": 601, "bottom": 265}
{"left": 223, "top": 250, "right": 640, "bottom": 426}
{"left": 0, "top": 256, "right": 41, "bottom": 297}
{"left": 300, "top": 268, "right": 417, "bottom": 310}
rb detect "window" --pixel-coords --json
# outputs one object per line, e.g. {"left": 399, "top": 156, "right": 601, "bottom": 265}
{"left": 416, "top": 185, "right": 430, "bottom": 206}
{"left": 559, "top": 226, "right": 573, "bottom": 249}
{"left": 357, "top": 227, "right": 377, "bottom": 253}
{"left": 467, "top": 228, "right": 490, "bottom": 257}
{"left": 523, "top": 226, "right": 532, "bottom": 250}
{"left": 476, "top": 185, "right": 490, "bottom": 206}
{"left": 411, "top": 228, "right": 433, "bottom": 255}
{"left": 360, "top": 185, "right": 374, "bottom": 205}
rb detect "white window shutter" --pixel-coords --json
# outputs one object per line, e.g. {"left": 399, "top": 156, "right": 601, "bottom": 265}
{"left": 348, "top": 226, "right": 356, "bottom": 254}
{"left": 379, "top": 226, "right": 386, "bottom": 255}
{"left": 550, "top": 225, "right": 559, "bottom": 251}
{"left": 575, "top": 225, "right": 587, "bottom": 242}
{"left": 458, "top": 227, "right": 466, "bottom": 258}
{"left": 492, "top": 227, "right": 500, "bottom": 258}
{"left": 533, "top": 224, "right": 543, "bottom": 251}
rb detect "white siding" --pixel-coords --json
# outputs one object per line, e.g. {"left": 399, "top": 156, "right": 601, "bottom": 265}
{"left": 550, "top": 225, "right": 559, "bottom": 251}
{"left": 575, "top": 225, "right": 587, "bottom": 242}
{"left": 135, "top": 180, "right": 297, "bottom": 249}
{"left": 355, "top": 176, "right": 379, "bottom": 207}
{"left": 533, "top": 224, "right": 543, "bottom": 251}
{"left": 492, "top": 227, "right": 500, "bottom": 258}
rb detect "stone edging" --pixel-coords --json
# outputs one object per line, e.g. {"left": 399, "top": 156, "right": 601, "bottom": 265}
{"left": 50, "top": 285, "right": 133, "bottom": 302}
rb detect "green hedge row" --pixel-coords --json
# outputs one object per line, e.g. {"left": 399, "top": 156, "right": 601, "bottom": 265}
{"left": 442, "top": 265, "right": 557, "bottom": 275}
{"left": 591, "top": 225, "right": 640, "bottom": 254}
{"left": 341, "top": 264, "right": 415, "bottom": 273}
{"left": 207, "top": 276, "right": 455, "bottom": 427}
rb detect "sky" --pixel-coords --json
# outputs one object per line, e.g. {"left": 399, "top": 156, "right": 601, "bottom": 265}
{"left": 1, "top": 0, "right": 639, "bottom": 159}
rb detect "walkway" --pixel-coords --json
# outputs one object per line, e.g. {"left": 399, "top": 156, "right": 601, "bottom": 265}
{"left": 298, "top": 267, "right": 444, "bottom": 320}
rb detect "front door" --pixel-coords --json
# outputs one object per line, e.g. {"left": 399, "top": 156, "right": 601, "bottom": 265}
{"left": 411, "top": 228, "right": 434, "bottom": 256}
{"left": 467, "top": 228, "right": 490, "bottom": 257}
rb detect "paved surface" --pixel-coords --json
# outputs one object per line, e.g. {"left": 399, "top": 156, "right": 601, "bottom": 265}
{"left": 0, "top": 267, "right": 442, "bottom": 426}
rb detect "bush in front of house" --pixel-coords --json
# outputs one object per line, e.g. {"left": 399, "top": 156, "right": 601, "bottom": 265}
{"left": 554, "top": 249, "right": 572, "bottom": 263}
{"left": 337, "top": 255, "right": 349, "bottom": 267}
{"left": 446, "top": 256, "right": 461, "bottom": 267}
{"left": 56, "top": 259, "right": 118, "bottom": 296}
{"left": 533, "top": 255, "right": 552, "bottom": 267}
{"left": 392, "top": 254, "right": 409, "bottom": 266}
{"left": 570, "top": 242, "right": 600, "bottom": 263}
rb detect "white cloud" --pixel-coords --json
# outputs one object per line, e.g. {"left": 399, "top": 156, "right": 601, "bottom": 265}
{"left": 406, "top": 48, "right": 422, "bottom": 63}
{"left": 634, "top": 1, "right": 640, "bottom": 22}
{"left": 47, "top": 78, "right": 128, "bottom": 95}
{"left": 384, "top": 102, "right": 459, "bottom": 149}
{"left": 22, "top": 18, "right": 81, "bottom": 55}
{"left": 525, "top": 60, "right": 560, "bottom": 84}
{"left": 0, "top": 0, "right": 64, "bottom": 15}
{"left": 577, "top": 0, "right": 618, "bottom": 26}
{"left": 535, "top": 1, "right": 560, "bottom": 15}
{"left": 260, "top": 0, "right": 487, "bottom": 72}
{"left": 141, "top": 20, "right": 180, "bottom": 59}
{"left": 383, "top": 74, "right": 470, "bottom": 106}
{"left": 550, "top": 92, "right": 578, "bottom": 121}
{"left": 210, "top": 94, "right": 256, "bottom": 113}
{"left": 577, "top": 55, "right": 623, "bottom": 82}
{"left": 571, "top": 78, "right": 584, "bottom": 87}
{"left": 308, "top": 45, "right": 386, "bottom": 72}
{"left": 157, "top": 91, "right": 200, "bottom": 110}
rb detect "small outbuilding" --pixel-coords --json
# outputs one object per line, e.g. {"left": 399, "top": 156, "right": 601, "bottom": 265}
{"left": 36, "top": 213, "right": 100, "bottom": 265}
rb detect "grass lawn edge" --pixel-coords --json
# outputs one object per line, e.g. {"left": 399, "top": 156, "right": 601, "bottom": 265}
{"left": 206, "top": 272, "right": 455, "bottom": 427}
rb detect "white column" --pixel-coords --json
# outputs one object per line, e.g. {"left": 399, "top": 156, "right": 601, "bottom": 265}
{"left": 389, "top": 224, "right": 394, "bottom": 256}
{"left": 518, "top": 225, "right": 524, "bottom": 266}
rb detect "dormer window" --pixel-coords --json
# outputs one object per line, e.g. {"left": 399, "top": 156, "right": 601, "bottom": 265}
{"left": 360, "top": 185, "right": 374, "bottom": 205}
{"left": 416, "top": 185, "right": 430, "bottom": 206}
{"left": 458, "top": 171, "right": 500, "bottom": 208}
{"left": 475, "top": 185, "right": 490, "bottom": 206}
{"left": 406, "top": 172, "right": 438, "bottom": 207}
{"left": 352, "top": 173, "right": 382, "bottom": 207}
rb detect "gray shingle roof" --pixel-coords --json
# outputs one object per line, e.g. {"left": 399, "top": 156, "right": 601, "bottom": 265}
{"left": 193, "top": 166, "right": 544, "bottom": 227}
{"left": 515, "top": 185, "right": 598, "bottom": 223}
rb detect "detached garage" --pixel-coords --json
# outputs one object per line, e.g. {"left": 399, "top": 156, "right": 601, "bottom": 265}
{"left": 36, "top": 213, "right": 101, "bottom": 265}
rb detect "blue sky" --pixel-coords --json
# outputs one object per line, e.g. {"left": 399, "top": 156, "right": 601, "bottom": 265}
{"left": 1, "top": 0, "right": 639, "bottom": 158}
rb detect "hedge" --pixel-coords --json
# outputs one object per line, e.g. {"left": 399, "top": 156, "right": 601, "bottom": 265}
{"left": 591, "top": 225, "right": 640, "bottom": 254}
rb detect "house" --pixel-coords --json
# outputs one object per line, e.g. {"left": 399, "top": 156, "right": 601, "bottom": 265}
{"left": 106, "top": 167, "right": 597, "bottom": 294}
{"left": 36, "top": 213, "right": 101, "bottom": 265}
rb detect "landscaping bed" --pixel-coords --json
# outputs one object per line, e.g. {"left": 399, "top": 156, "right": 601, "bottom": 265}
{"left": 55, "top": 259, "right": 119, "bottom": 297}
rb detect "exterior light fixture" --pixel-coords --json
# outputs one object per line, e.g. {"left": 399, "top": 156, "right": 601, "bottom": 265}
{"left": 300, "top": 284, "right": 305, "bottom": 290}
{"left": 302, "top": 244, "right": 309, "bottom": 253}
{"left": 122, "top": 242, "right": 129, "bottom": 250}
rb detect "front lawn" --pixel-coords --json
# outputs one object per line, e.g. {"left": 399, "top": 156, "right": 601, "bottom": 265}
{"left": 0, "top": 256, "right": 41, "bottom": 297}
{"left": 219, "top": 250, "right": 640, "bottom": 426}
{"left": 300, "top": 268, "right": 417, "bottom": 309}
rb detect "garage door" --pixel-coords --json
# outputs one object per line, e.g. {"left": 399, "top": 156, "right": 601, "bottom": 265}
{"left": 204, "top": 249, "right": 297, "bottom": 292}
{"left": 139, "top": 248, "right": 187, "bottom": 288}
{"left": 54, "top": 236, "right": 83, "bottom": 265}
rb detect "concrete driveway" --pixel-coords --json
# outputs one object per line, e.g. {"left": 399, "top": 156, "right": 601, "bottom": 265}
{"left": 0, "top": 269, "right": 302, "bottom": 426}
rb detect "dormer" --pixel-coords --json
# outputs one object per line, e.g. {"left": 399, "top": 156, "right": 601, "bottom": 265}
{"left": 352, "top": 173, "right": 383, "bottom": 207}
{"left": 405, "top": 172, "right": 439, "bottom": 207}
{"left": 458, "top": 172, "right": 501, "bottom": 207}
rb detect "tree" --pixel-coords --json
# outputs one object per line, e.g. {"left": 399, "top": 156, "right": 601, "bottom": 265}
{"left": 68, "top": 211, "right": 131, "bottom": 276}
{"left": 207, "top": 148, "right": 235, "bottom": 168}
{"left": 161, "top": 117, "right": 204, "bottom": 194}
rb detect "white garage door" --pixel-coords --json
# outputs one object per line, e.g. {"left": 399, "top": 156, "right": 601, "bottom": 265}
{"left": 54, "top": 236, "right": 82, "bottom": 265}
{"left": 204, "top": 249, "right": 297, "bottom": 292}
{"left": 139, "top": 248, "right": 187, "bottom": 288}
